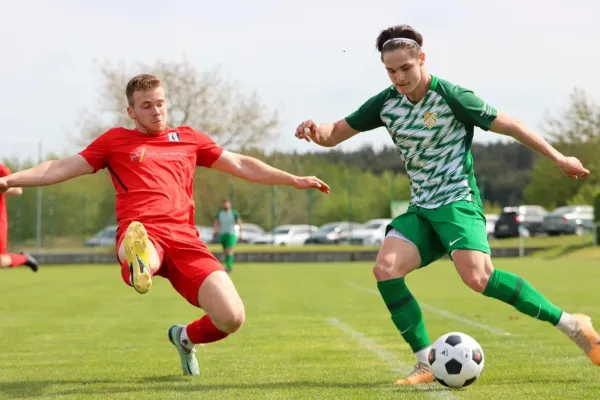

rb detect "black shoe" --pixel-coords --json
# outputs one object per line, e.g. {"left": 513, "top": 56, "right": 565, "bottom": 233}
{"left": 21, "top": 252, "right": 39, "bottom": 272}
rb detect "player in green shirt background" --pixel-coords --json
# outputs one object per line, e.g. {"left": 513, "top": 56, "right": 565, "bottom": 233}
{"left": 295, "top": 24, "right": 599, "bottom": 385}
{"left": 214, "top": 199, "right": 241, "bottom": 273}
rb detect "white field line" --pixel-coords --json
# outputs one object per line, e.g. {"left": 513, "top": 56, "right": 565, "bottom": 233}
{"left": 344, "top": 281, "right": 512, "bottom": 336}
{"left": 327, "top": 317, "right": 458, "bottom": 400}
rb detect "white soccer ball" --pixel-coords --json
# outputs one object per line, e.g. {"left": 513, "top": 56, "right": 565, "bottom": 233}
{"left": 428, "top": 332, "right": 485, "bottom": 389}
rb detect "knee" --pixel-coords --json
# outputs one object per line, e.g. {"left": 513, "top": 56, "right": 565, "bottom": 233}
{"left": 213, "top": 307, "right": 246, "bottom": 334}
{"left": 373, "top": 258, "right": 412, "bottom": 280}
{"left": 455, "top": 259, "right": 493, "bottom": 293}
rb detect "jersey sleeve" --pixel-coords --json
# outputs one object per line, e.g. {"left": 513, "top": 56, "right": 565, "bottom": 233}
{"left": 438, "top": 81, "right": 497, "bottom": 131}
{"left": 0, "top": 164, "right": 11, "bottom": 177}
{"left": 344, "top": 88, "right": 392, "bottom": 132}
{"left": 194, "top": 130, "right": 224, "bottom": 167}
{"left": 78, "top": 132, "right": 110, "bottom": 173}
{"left": 233, "top": 210, "right": 241, "bottom": 221}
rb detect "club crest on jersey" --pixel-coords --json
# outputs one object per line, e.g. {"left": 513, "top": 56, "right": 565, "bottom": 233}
{"left": 130, "top": 146, "right": 146, "bottom": 163}
{"left": 423, "top": 112, "right": 437, "bottom": 129}
{"left": 168, "top": 132, "right": 180, "bottom": 142}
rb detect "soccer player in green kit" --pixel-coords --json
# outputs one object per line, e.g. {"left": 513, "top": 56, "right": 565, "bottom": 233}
{"left": 295, "top": 24, "right": 600, "bottom": 385}
{"left": 214, "top": 199, "right": 241, "bottom": 273}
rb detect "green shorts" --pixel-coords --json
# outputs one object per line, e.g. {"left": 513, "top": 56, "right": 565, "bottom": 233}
{"left": 219, "top": 233, "right": 238, "bottom": 249}
{"left": 387, "top": 200, "right": 490, "bottom": 268}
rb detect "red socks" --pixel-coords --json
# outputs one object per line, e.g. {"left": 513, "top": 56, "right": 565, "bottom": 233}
{"left": 8, "top": 254, "right": 28, "bottom": 267}
{"left": 186, "top": 315, "right": 229, "bottom": 344}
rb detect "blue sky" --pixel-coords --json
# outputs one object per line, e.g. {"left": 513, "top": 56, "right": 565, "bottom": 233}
{"left": 1, "top": 0, "right": 598, "bottom": 159}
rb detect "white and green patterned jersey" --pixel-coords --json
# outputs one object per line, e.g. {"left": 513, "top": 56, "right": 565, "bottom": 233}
{"left": 345, "top": 75, "right": 497, "bottom": 209}
{"left": 216, "top": 209, "right": 240, "bottom": 235}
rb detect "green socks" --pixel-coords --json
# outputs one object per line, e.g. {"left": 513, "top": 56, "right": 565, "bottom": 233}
{"left": 483, "top": 269, "right": 562, "bottom": 325}
{"left": 377, "top": 277, "right": 431, "bottom": 352}
{"left": 225, "top": 254, "right": 234, "bottom": 272}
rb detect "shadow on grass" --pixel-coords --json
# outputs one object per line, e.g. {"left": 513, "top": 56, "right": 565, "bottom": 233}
{"left": 0, "top": 376, "right": 590, "bottom": 398}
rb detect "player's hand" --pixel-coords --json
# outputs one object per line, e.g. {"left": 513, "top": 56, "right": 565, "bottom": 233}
{"left": 557, "top": 156, "right": 590, "bottom": 179}
{"left": 293, "top": 176, "right": 330, "bottom": 194}
{"left": 0, "top": 178, "right": 8, "bottom": 194}
{"left": 295, "top": 120, "right": 325, "bottom": 145}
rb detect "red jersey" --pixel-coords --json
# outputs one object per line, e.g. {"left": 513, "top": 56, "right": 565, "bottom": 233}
{"left": 79, "top": 126, "right": 223, "bottom": 230}
{"left": 0, "top": 163, "right": 10, "bottom": 229}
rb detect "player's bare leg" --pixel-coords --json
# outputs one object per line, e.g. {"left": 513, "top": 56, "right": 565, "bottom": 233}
{"left": 453, "top": 250, "right": 600, "bottom": 366}
{"left": 168, "top": 270, "right": 245, "bottom": 376}
{"left": 117, "top": 221, "right": 160, "bottom": 294}
{"left": 0, "top": 253, "right": 39, "bottom": 272}
{"left": 373, "top": 233, "right": 435, "bottom": 385}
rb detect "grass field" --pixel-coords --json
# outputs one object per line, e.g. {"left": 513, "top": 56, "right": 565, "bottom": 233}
{"left": 1, "top": 257, "right": 600, "bottom": 399}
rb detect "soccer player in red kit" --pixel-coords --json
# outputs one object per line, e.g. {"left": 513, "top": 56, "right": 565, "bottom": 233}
{"left": 0, "top": 74, "right": 330, "bottom": 376}
{"left": 0, "top": 163, "right": 39, "bottom": 272}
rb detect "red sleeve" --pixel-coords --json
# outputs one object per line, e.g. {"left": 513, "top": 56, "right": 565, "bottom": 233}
{"left": 79, "top": 132, "right": 110, "bottom": 173}
{"left": 0, "top": 164, "right": 11, "bottom": 177}
{"left": 194, "top": 130, "right": 224, "bottom": 167}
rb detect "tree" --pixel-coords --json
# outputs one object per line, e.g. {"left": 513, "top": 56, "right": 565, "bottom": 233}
{"left": 73, "top": 57, "right": 279, "bottom": 148}
{"left": 524, "top": 88, "right": 600, "bottom": 208}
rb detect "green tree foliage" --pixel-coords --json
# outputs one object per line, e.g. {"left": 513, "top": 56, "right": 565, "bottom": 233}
{"left": 524, "top": 89, "right": 600, "bottom": 208}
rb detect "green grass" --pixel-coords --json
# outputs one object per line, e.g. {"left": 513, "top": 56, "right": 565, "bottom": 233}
{"left": 1, "top": 258, "right": 600, "bottom": 399}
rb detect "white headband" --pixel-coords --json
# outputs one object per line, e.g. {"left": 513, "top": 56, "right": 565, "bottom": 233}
{"left": 382, "top": 38, "right": 420, "bottom": 48}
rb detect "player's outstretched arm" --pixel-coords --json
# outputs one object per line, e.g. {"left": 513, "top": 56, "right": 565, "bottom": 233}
{"left": 211, "top": 150, "right": 330, "bottom": 193}
{"left": 294, "top": 119, "right": 359, "bottom": 148}
{"left": 490, "top": 112, "right": 590, "bottom": 180}
{"left": 4, "top": 188, "right": 23, "bottom": 197}
{"left": 0, "top": 155, "right": 95, "bottom": 193}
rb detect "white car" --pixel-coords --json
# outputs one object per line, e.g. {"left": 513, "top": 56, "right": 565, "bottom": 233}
{"left": 84, "top": 225, "right": 118, "bottom": 247}
{"left": 485, "top": 214, "right": 499, "bottom": 239}
{"left": 347, "top": 218, "right": 393, "bottom": 246}
{"left": 250, "top": 224, "right": 318, "bottom": 246}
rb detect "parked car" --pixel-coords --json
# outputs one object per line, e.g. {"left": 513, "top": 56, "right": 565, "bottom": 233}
{"left": 195, "top": 225, "right": 216, "bottom": 244}
{"left": 84, "top": 225, "right": 117, "bottom": 247}
{"left": 236, "top": 223, "right": 265, "bottom": 244}
{"left": 304, "top": 221, "right": 364, "bottom": 244}
{"left": 541, "top": 205, "right": 594, "bottom": 236}
{"left": 485, "top": 214, "right": 499, "bottom": 239}
{"left": 249, "top": 224, "right": 318, "bottom": 245}
{"left": 347, "top": 218, "right": 393, "bottom": 246}
{"left": 494, "top": 205, "right": 547, "bottom": 238}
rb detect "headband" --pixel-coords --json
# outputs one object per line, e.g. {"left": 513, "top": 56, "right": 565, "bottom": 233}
{"left": 382, "top": 38, "right": 420, "bottom": 48}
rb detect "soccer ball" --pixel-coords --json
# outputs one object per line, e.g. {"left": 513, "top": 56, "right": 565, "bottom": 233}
{"left": 428, "top": 332, "right": 484, "bottom": 389}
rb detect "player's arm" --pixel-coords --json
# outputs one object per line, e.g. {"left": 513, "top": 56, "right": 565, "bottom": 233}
{"left": 1, "top": 155, "right": 94, "bottom": 190}
{"left": 295, "top": 89, "right": 388, "bottom": 147}
{"left": 210, "top": 150, "right": 330, "bottom": 193}
{"left": 489, "top": 114, "right": 567, "bottom": 165}
{"left": 5, "top": 188, "right": 23, "bottom": 196}
{"left": 235, "top": 212, "right": 243, "bottom": 238}
{"left": 295, "top": 120, "right": 359, "bottom": 147}
{"left": 445, "top": 84, "right": 589, "bottom": 180}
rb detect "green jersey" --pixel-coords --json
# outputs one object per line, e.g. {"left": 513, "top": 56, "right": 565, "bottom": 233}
{"left": 216, "top": 209, "right": 240, "bottom": 235}
{"left": 345, "top": 75, "right": 497, "bottom": 209}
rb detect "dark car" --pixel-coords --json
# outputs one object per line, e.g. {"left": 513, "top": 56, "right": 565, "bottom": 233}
{"left": 493, "top": 206, "right": 548, "bottom": 238}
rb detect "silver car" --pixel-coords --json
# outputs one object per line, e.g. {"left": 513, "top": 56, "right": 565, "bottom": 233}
{"left": 542, "top": 205, "right": 594, "bottom": 236}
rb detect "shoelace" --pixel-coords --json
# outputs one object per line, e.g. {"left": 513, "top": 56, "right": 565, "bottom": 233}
{"left": 570, "top": 327, "right": 592, "bottom": 354}
{"left": 408, "top": 363, "right": 430, "bottom": 377}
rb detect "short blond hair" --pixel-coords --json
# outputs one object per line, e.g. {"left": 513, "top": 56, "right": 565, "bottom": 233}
{"left": 126, "top": 74, "right": 162, "bottom": 106}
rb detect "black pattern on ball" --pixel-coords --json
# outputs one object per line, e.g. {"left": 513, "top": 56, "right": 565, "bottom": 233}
{"left": 463, "top": 377, "right": 477, "bottom": 387}
{"left": 445, "top": 334, "right": 462, "bottom": 346}
{"left": 472, "top": 348, "right": 483, "bottom": 365}
{"left": 445, "top": 359, "right": 463, "bottom": 375}
{"left": 428, "top": 348, "right": 436, "bottom": 364}
{"left": 436, "top": 378, "right": 450, "bottom": 387}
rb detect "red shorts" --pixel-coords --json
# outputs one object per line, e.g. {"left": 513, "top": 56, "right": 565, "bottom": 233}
{"left": 0, "top": 223, "right": 7, "bottom": 254}
{"left": 116, "top": 223, "right": 224, "bottom": 307}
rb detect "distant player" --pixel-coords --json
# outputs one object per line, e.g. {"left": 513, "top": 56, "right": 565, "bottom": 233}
{"left": 295, "top": 24, "right": 599, "bottom": 385}
{"left": 0, "top": 74, "right": 329, "bottom": 376}
{"left": 0, "top": 163, "right": 38, "bottom": 272}
{"left": 214, "top": 199, "right": 241, "bottom": 273}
